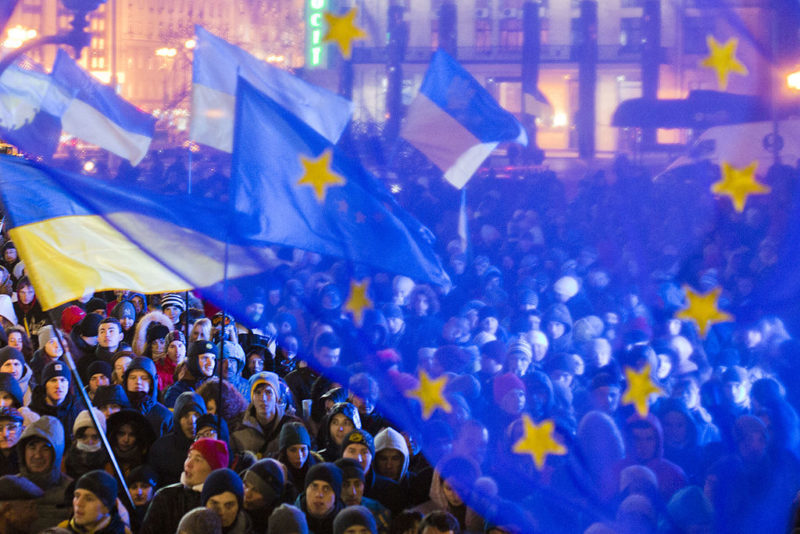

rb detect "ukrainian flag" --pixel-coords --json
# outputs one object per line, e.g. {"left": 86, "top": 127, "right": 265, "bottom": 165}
{"left": 0, "top": 155, "right": 276, "bottom": 310}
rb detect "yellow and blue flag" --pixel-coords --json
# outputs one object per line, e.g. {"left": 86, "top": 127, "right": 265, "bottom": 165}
{"left": 231, "top": 77, "right": 450, "bottom": 288}
{"left": 401, "top": 50, "right": 527, "bottom": 189}
{"left": 191, "top": 26, "right": 352, "bottom": 152}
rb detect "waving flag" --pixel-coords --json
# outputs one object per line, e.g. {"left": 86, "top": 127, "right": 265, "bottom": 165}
{"left": 231, "top": 77, "right": 450, "bottom": 287}
{"left": 50, "top": 49, "right": 155, "bottom": 165}
{"left": 191, "top": 26, "right": 352, "bottom": 152}
{"left": 0, "top": 58, "right": 61, "bottom": 158}
{"left": 0, "top": 155, "right": 278, "bottom": 310}
{"left": 401, "top": 50, "right": 527, "bottom": 189}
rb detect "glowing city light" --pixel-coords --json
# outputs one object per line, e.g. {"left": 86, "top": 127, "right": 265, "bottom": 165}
{"left": 155, "top": 47, "right": 177, "bottom": 58}
{"left": 787, "top": 70, "right": 800, "bottom": 90}
{"left": 3, "top": 26, "right": 37, "bottom": 49}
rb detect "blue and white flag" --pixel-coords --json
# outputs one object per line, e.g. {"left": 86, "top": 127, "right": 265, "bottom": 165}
{"left": 401, "top": 50, "right": 527, "bottom": 189}
{"left": 0, "top": 57, "right": 61, "bottom": 159}
{"left": 191, "top": 26, "right": 352, "bottom": 152}
{"left": 50, "top": 49, "right": 156, "bottom": 166}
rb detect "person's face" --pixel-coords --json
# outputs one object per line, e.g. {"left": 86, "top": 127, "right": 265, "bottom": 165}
{"left": 207, "top": 491, "right": 239, "bottom": 528}
{"left": 179, "top": 411, "right": 199, "bottom": 439}
{"left": 78, "top": 427, "right": 100, "bottom": 449}
{"left": 329, "top": 413, "right": 355, "bottom": 446}
{"left": 343, "top": 443, "right": 372, "bottom": 472}
{"left": 247, "top": 354, "right": 264, "bottom": 374}
{"left": 739, "top": 429, "right": 768, "bottom": 462}
{"left": 131, "top": 296, "right": 144, "bottom": 314}
{"left": 500, "top": 389, "right": 526, "bottom": 415}
{"left": 550, "top": 370, "right": 573, "bottom": 389}
{"left": 286, "top": 443, "right": 309, "bottom": 469}
{"left": 114, "top": 356, "right": 132, "bottom": 383}
{"left": 0, "top": 392, "right": 14, "bottom": 408}
{"left": 115, "top": 423, "right": 137, "bottom": 453}
{"left": 17, "top": 285, "right": 34, "bottom": 305}
{"left": 253, "top": 384, "right": 277, "bottom": 420}
{"left": 244, "top": 479, "right": 267, "bottom": 510}
{"left": 386, "top": 316, "right": 404, "bottom": 335}
{"left": 119, "top": 316, "right": 134, "bottom": 332}
{"left": 674, "top": 382, "right": 700, "bottom": 409}
{"left": 412, "top": 294, "right": 429, "bottom": 316}
{"left": 73, "top": 488, "right": 109, "bottom": 527}
{"left": 442, "top": 478, "right": 463, "bottom": 507}
{"left": 151, "top": 338, "right": 166, "bottom": 355}
{"left": 305, "top": 480, "right": 336, "bottom": 518}
{"left": 343, "top": 527, "right": 372, "bottom": 534}
{"left": 168, "top": 341, "right": 186, "bottom": 363}
{"left": 480, "top": 316, "right": 498, "bottom": 334}
{"left": 0, "top": 419, "right": 21, "bottom": 449}
{"left": 184, "top": 450, "right": 212, "bottom": 486}
{"left": 163, "top": 305, "right": 182, "bottom": 324}
{"left": 46, "top": 376, "right": 69, "bottom": 405}
{"left": 375, "top": 449, "right": 404, "bottom": 481}
{"left": 7, "top": 332, "right": 22, "bottom": 351}
{"left": 196, "top": 425, "right": 218, "bottom": 440}
{"left": 3, "top": 248, "right": 17, "bottom": 263}
{"left": 546, "top": 321, "right": 566, "bottom": 340}
{"left": 315, "top": 346, "right": 340, "bottom": 368}
{"left": 129, "top": 482, "right": 154, "bottom": 507}
{"left": 98, "top": 323, "right": 122, "bottom": 349}
{"left": 724, "top": 381, "right": 748, "bottom": 405}
{"left": 507, "top": 352, "right": 532, "bottom": 376}
{"left": 0, "top": 358, "right": 22, "bottom": 380}
{"left": 44, "top": 337, "right": 63, "bottom": 358}
{"left": 591, "top": 385, "right": 621, "bottom": 414}
{"left": 127, "top": 369, "right": 151, "bottom": 393}
{"left": 89, "top": 373, "right": 110, "bottom": 393}
{"left": 245, "top": 302, "right": 265, "bottom": 322}
{"left": 631, "top": 427, "right": 658, "bottom": 462}
{"left": 24, "top": 438, "right": 54, "bottom": 473}
{"left": 590, "top": 339, "right": 611, "bottom": 367}
{"left": 341, "top": 477, "right": 364, "bottom": 506}
{"left": 198, "top": 353, "right": 216, "bottom": 377}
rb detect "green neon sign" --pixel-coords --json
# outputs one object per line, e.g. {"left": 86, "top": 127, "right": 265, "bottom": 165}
{"left": 307, "top": 0, "right": 327, "bottom": 68}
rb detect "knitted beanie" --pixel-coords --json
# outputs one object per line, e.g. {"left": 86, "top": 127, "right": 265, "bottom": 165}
{"left": 267, "top": 504, "right": 308, "bottom": 534}
{"left": 161, "top": 293, "right": 187, "bottom": 312}
{"left": 304, "top": 462, "right": 343, "bottom": 496}
{"left": 73, "top": 408, "right": 107, "bottom": 436}
{"left": 41, "top": 360, "right": 70, "bottom": 386}
{"left": 243, "top": 458, "right": 284, "bottom": 506}
{"left": 37, "top": 325, "right": 58, "bottom": 350}
{"left": 279, "top": 422, "right": 311, "bottom": 452}
{"left": 76, "top": 470, "right": 118, "bottom": 513}
{"left": 0, "top": 346, "right": 24, "bottom": 366}
{"left": 334, "top": 458, "right": 365, "bottom": 483}
{"left": 0, "top": 372, "right": 23, "bottom": 407}
{"left": 342, "top": 429, "right": 374, "bottom": 457}
{"left": 189, "top": 438, "right": 229, "bottom": 471}
{"left": 201, "top": 468, "right": 244, "bottom": 509}
{"left": 249, "top": 371, "right": 280, "bottom": 400}
{"left": 80, "top": 313, "right": 103, "bottom": 338}
{"left": 87, "top": 360, "right": 113, "bottom": 381}
{"left": 146, "top": 323, "right": 170, "bottom": 344}
{"left": 493, "top": 372, "right": 526, "bottom": 405}
{"left": 333, "top": 505, "right": 377, "bottom": 534}
{"left": 61, "top": 305, "right": 86, "bottom": 334}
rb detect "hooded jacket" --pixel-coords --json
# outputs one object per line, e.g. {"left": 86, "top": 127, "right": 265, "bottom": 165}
{"left": 124, "top": 357, "right": 172, "bottom": 438}
{"left": 370, "top": 427, "right": 414, "bottom": 514}
{"left": 148, "top": 392, "right": 206, "bottom": 486}
{"left": 29, "top": 384, "right": 85, "bottom": 448}
{"left": 18, "top": 415, "right": 73, "bottom": 532}
{"left": 231, "top": 400, "right": 304, "bottom": 458}
{"left": 413, "top": 456, "right": 485, "bottom": 533}
{"left": 131, "top": 311, "right": 173, "bottom": 358}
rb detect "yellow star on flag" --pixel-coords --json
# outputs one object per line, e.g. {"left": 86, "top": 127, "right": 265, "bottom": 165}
{"left": 297, "top": 149, "right": 345, "bottom": 203}
{"left": 711, "top": 161, "right": 770, "bottom": 212}
{"left": 344, "top": 279, "right": 372, "bottom": 326}
{"left": 622, "top": 364, "right": 664, "bottom": 417}
{"left": 675, "top": 285, "right": 734, "bottom": 338}
{"left": 512, "top": 415, "right": 567, "bottom": 470}
{"left": 323, "top": 8, "right": 367, "bottom": 59}
{"left": 700, "top": 36, "right": 748, "bottom": 90}
{"left": 404, "top": 370, "right": 452, "bottom": 420}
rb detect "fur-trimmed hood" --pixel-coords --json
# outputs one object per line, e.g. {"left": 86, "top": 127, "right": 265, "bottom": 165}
{"left": 132, "top": 310, "right": 173, "bottom": 357}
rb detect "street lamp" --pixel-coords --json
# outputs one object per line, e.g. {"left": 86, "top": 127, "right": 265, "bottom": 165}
{"left": 3, "top": 26, "right": 38, "bottom": 49}
{"left": 0, "top": 0, "right": 107, "bottom": 76}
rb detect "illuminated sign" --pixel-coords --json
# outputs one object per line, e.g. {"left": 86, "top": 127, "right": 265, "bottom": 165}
{"left": 307, "top": 0, "right": 327, "bottom": 68}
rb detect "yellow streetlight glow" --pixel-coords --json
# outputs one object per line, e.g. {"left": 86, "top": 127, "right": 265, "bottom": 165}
{"left": 3, "top": 26, "right": 37, "bottom": 49}
{"left": 155, "top": 47, "right": 177, "bottom": 57}
{"left": 787, "top": 70, "right": 800, "bottom": 90}
{"left": 184, "top": 39, "right": 196, "bottom": 50}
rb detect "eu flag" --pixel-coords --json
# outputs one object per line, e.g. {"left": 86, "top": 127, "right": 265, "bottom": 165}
{"left": 231, "top": 77, "right": 450, "bottom": 288}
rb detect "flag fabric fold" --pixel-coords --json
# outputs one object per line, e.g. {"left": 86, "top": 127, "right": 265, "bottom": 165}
{"left": 190, "top": 25, "right": 353, "bottom": 152}
{"left": 401, "top": 50, "right": 527, "bottom": 189}
{"left": 0, "top": 58, "right": 61, "bottom": 159}
{"left": 50, "top": 49, "right": 156, "bottom": 165}
{"left": 231, "top": 76, "right": 450, "bottom": 288}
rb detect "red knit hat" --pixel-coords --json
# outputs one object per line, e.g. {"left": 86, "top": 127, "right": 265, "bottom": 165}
{"left": 493, "top": 372, "right": 526, "bottom": 406}
{"left": 189, "top": 438, "right": 229, "bottom": 471}
{"left": 61, "top": 305, "right": 86, "bottom": 334}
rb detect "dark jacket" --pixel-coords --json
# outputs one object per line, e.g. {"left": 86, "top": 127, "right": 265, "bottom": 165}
{"left": 296, "top": 492, "right": 343, "bottom": 534}
{"left": 127, "top": 391, "right": 173, "bottom": 439}
{"left": 28, "top": 387, "right": 84, "bottom": 447}
{"left": 139, "top": 482, "right": 202, "bottom": 534}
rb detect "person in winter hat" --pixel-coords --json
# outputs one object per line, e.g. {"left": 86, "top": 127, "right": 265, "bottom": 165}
{"left": 131, "top": 310, "right": 173, "bottom": 358}
{"left": 127, "top": 464, "right": 158, "bottom": 531}
{"left": 161, "top": 293, "right": 186, "bottom": 327}
{"left": 163, "top": 340, "right": 218, "bottom": 408}
{"left": 202, "top": 468, "right": 251, "bottom": 534}
{"left": 0, "top": 345, "right": 34, "bottom": 406}
{"left": 156, "top": 330, "right": 186, "bottom": 391}
{"left": 110, "top": 300, "right": 137, "bottom": 345}
{"left": 0, "top": 406, "right": 25, "bottom": 477}
{"left": 92, "top": 384, "right": 131, "bottom": 419}
{"left": 0, "top": 371, "right": 38, "bottom": 428}
{"left": 59, "top": 470, "right": 129, "bottom": 534}
{"left": 64, "top": 408, "right": 108, "bottom": 480}
{"left": 277, "top": 421, "right": 319, "bottom": 498}
{"left": 17, "top": 415, "right": 73, "bottom": 532}
{"left": 335, "top": 458, "right": 391, "bottom": 532}
{"left": 29, "top": 360, "right": 84, "bottom": 447}
{"left": 267, "top": 504, "right": 308, "bottom": 534}
{"left": 298, "top": 462, "right": 345, "bottom": 534}
{"left": 318, "top": 402, "right": 362, "bottom": 462}
{"left": 148, "top": 391, "right": 206, "bottom": 486}
{"left": 123, "top": 356, "right": 172, "bottom": 438}
{"left": 106, "top": 409, "right": 156, "bottom": 480}
{"left": 333, "top": 505, "right": 378, "bottom": 534}
{"left": 243, "top": 458, "right": 285, "bottom": 534}
{"left": 139, "top": 438, "right": 228, "bottom": 534}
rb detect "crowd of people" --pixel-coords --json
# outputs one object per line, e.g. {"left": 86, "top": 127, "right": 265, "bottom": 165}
{"left": 1, "top": 150, "right": 800, "bottom": 534}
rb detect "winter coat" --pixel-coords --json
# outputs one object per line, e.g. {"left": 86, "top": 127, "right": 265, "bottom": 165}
{"left": 155, "top": 355, "right": 178, "bottom": 392}
{"left": 147, "top": 429, "right": 193, "bottom": 487}
{"left": 14, "top": 298, "right": 47, "bottom": 350}
{"left": 127, "top": 391, "right": 172, "bottom": 439}
{"left": 58, "top": 514, "right": 132, "bottom": 534}
{"left": 296, "top": 492, "right": 344, "bottom": 534}
{"left": 18, "top": 415, "right": 74, "bottom": 533}
{"left": 131, "top": 311, "right": 173, "bottom": 357}
{"left": 139, "top": 482, "right": 202, "bottom": 534}
{"left": 231, "top": 404, "right": 304, "bottom": 458}
{"left": 29, "top": 387, "right": 85, "bottom": 447}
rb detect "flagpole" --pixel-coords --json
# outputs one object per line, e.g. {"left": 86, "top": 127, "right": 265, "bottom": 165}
{"left": 46, "top": 310, "right": 136, "bottom": 511}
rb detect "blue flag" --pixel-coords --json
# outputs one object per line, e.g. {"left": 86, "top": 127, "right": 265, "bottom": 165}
{"left": 0, "top": 1, "right": 19, "bottom": 36}
{"left": 50, "top": 49, "right": 156, "bottom": 165}
{"left": 231, "top": 76, "right": 450, "bottom": 288}
{"left": 0, "top": 58, "right": 61, "bottom": 159}
{"left": 191, "top": 25, "right": 352, "bottom": 152}
{"left": 401, "top": 50, "right": 527, "bottom": 189}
